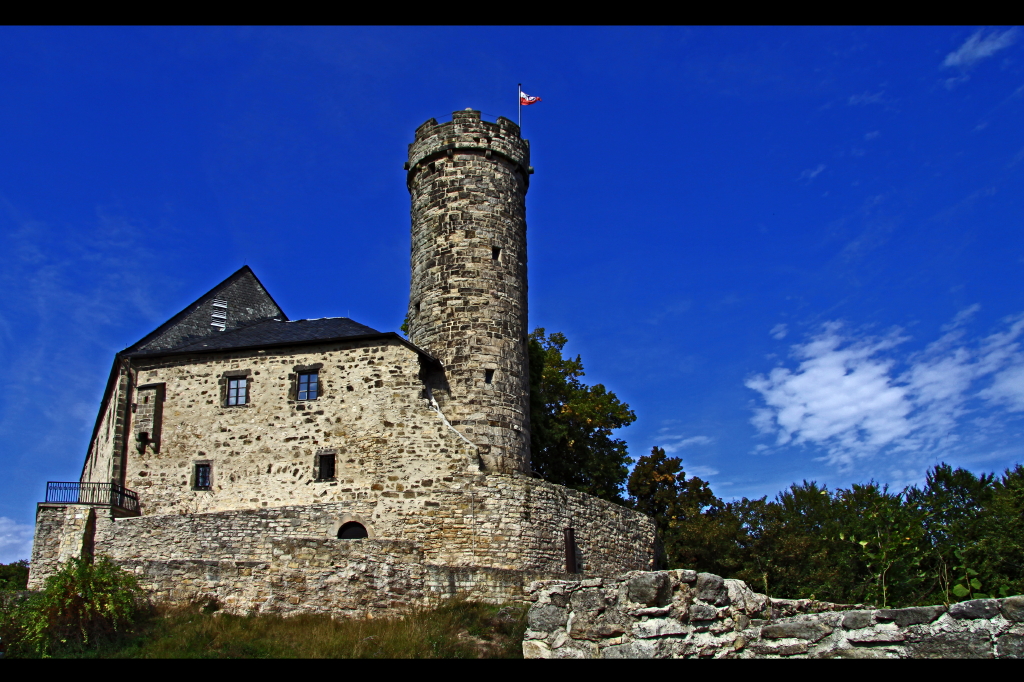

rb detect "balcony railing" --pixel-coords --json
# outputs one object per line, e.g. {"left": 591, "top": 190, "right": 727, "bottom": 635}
{"left": 45, "top": 482, "right": 140, "bottom": 514}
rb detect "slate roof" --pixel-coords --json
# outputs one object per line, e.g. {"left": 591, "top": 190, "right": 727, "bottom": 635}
{"left": 129, "top": 317, "right": 382, "bottom": 356}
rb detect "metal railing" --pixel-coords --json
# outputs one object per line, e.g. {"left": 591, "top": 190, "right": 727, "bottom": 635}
{"left": 45, "top": 482, "right": 140, "bottom": 514}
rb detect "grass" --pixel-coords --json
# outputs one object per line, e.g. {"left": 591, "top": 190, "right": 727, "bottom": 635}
{"left": 38, "top": 600, "right": 529, "bottom": 659}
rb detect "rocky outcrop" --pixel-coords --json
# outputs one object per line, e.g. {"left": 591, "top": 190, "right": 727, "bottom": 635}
{"left": 522, "top": 570, "right": 1024, "bottom": 659}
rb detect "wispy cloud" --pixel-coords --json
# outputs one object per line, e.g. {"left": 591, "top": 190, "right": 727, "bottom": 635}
{"left": 864, "top": 131, "right": 881, "bottom": 141}
{"left": 0, "top": 516, "right": 33, "bottom": 563}
{"left": 770, "top": 323, "right": 788, "bottom": 340}
{"left": 848, "top": 91, "right": 885, "bottom": 106}
{"left": 747, "top": 308, "right": 1024, "bottom": 468}
{"left": 656, "top": 430, "right": 714, "bottom": 454}
{"left": 798, "top": 165, "right": 826, "bottom": 182}
{"left": 943, "top": 28, "right": 1018, "bottom": 69}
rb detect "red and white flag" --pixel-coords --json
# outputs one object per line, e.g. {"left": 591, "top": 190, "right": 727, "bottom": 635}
{"left": 520, "top": 91, "right": 542, "bottom": 105}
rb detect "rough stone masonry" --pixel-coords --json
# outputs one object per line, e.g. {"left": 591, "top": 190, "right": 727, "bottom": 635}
{"left": 522, "top": 570, "right": 1024, "bottom": 659}
{"left": 28, "top": 111, "right": 658, "bottom": 611}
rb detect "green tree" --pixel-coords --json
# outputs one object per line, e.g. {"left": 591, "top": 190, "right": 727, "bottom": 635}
{"left": 528, "top": 329, "right": 635, "bottom": 503}
{"left": 0, "top": 560, "right": 29, "bottom": 590}
{"left": 627, "top": 446, "right": 741, "bottom": 576}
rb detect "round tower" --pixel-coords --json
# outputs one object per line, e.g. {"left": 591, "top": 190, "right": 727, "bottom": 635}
{"left": 406, "top": 109, "right": 533, "bottom": 475}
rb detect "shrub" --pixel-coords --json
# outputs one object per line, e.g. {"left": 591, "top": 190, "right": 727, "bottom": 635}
{"left": 4, "top": 556, "right": 145, "bottom": 656}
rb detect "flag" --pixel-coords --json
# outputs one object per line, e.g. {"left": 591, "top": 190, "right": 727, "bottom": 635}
{"left": 520, "top": 91, "right": 542, "bottom": 105}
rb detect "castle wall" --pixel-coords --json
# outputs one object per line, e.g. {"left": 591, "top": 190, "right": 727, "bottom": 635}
{"left": 28, "top": 504, "right": 95, "bottom": 589}
{"left": 114, "top": 338, "right": 479, "bottom": 517}
{"left": 522, "top": 571, "right": 1024, "bottom": 659}
{"left": 91, "top": 476, "right": 655, "bottom": 577}
{"left": 407, "top": 110, "right": 532, "bottom": 475}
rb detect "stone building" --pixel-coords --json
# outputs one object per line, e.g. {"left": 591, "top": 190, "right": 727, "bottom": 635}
{"left": 29, "top": 110, "right": 658, "bottom": 616}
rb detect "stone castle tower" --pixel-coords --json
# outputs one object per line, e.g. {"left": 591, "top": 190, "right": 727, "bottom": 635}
{"left": 406, "top": 109, "right": 533, "bottom": 475}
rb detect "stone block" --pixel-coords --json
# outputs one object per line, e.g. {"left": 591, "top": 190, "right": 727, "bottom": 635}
{"left": 909, "top": 632, "right": 993, "bottom": 659}
{"left": 948, "top": 599, "right": 1000, "bottom": 620}
{"left": 996, "top": 633, "right": 1024, "bottom": 659}
{"left": 841, "top": 610, "right": 875, "bottom": 630}
{"left": 528, "top": 604, "right": 568, "bottom": 632}
{"left": 1000, "top": 596, "right": 1024, "bottom": 622}
{"left": 632, "top": 617, "right": 688, "bottom": 639}
{"left": 628, "top": 572, "right": 671, "bottom": 607}
{"left": 875, "top": 605, "right": 945, "bottom": 626}
{"left": 695, "top": 572, "right": 729, "bottom": 606}
{"left": 761, "top": 620, "right": 833, "bottom": 642}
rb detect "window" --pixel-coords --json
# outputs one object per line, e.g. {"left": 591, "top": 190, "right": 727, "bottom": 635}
{"left": 485, "top": 369, "right": 494, "bottom": 385}
{"left": 194, "top": 463, "right": 212, "bottom": 490}
{"left": 338, "top": 522, "right": 368, "bottom": 539}
{"left": 227, "top": 377, "right": 248, "bottom": 406}
{"left": 298, "top": 372, "right": 319, "bottom": 401}
{"left": 316, "top": 453, "right": 336, "bottom": 481}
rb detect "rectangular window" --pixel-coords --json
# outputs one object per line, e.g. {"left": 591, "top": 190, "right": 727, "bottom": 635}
{"left": 298, "top": 372, "right": 319, "bottom": 401}
{"left": 195, "top": 463, "right": 211, "bottom": 490}
{"left": 227, "top": 377, "right": 248, "bottom": 406}
{"left": 317, "top": 453, "right": 336, "bottom": 481}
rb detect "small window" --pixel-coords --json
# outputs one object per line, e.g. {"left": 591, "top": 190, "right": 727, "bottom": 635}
{"left": 338, "top": 521, "right": 368, "bottom": 539}
{"left": 194, "top": 463, "right": 212, "bottom": 490}
{"left": 317, "top": 453, "right": 336, "bottom": 481}
{"left": 485, "top": 369, "right": 494, "bottom": 384}
{"left": 298, "top": 372, "right": 319, "bottom": 401}
{"left": 492, "top": 246, "right": 501, "bottom": 261}
{"left": 227, "top": 377, "right": 248, "bottom": 406}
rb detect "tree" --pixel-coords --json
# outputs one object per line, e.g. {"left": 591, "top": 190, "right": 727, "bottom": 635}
{"left": 528, "top": 329, "right": 635, "bottom": 503}
{"left": 627, "top": 446, "right": 741, "bottom": 576}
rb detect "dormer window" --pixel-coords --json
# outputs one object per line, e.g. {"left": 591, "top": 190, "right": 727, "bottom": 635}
{"left": 227, "top": 377, "right": 248, "bottom": 406}
{"left": 298, "top": 372, "right": 319, "bottom": 401}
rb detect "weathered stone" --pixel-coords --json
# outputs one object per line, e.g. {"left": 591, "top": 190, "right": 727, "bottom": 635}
{"left": 696, "top": 572, "right": 729, "bottom": 606}
{"left": 841, "top": 610, "right": 875, "bottom": 630}
{"left": 571, "top": 622, "right": 626, "bottom": 641}
{"left": 688, "top": 602, "right": 718, "bottom": 622}
{"left": 750, "top": 641, "right": 810, "bottom": 656}
{"left": 632, "top": 617, "right": 688, "bottom": 639}
{"left": 825, "top": 647, "right": 897, "bottom": 659}
{"left": 996, "top": 633, "right": 1024, "bottom": 659}
{"left": 676, "top": 569, "right": 697, "bottom": 584}
{"left": 528, "top": 604, "right": 568, "bottom": 632}
{"left": 846, "top": 625, "right": 906, "bottom": 644}
{"left": 628, "top": 572, "right": 671, "bottom": 607}
{"left": 909, "top": 632, "right": 993, "bottom": 659}
{"left": 948, "top": 599, "right": 1000, "bottom": 620}
{"left": 875, "top": 605, "right": 945, "bottom": 627}
{"left": 601, "top": 643, "right": 637, "bottom": 659}
{"left": 1000, "top": 596, "right": 1024, "bottom": 622}
{"left": 522, "top": 640, "right": 552, "bottom": 658}
{"left": 761, "top": 620, "right": 833, "bottom": 642}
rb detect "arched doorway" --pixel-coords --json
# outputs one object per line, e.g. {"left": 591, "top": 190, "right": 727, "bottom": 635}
{"left": 337, "top": 521, "right": 368, "bottom": 539}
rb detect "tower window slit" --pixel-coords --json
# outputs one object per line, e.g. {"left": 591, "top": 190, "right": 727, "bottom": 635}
{"left": 485, "top": 369, "right": 494, "bottom": 384}
{"left": 492, "top": 246, "right": 501, "bottom": 262}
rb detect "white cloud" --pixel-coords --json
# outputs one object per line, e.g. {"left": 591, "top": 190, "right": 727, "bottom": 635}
{"left": 657, "top": 432, "right": 714, "bottom": 454}
{"left": 864, "top": 131, "right": 881, "bottom": 141}
{"left": 944, "top": 28, "right": 1018, "bottom": 69}
{"left": 687, "top": 465, "right": 720, "bottom": 478}
{"left": 770, "top": 323, "right": 788, "bottom": 340}
{"left": 746, "top": 310, "right": 1024, "bottom": 468}
{"left": 798, "top": 165, "right": 826, "bottom": 182}
{"left": 0, "top": 517, "right": 33, "bottom": 564}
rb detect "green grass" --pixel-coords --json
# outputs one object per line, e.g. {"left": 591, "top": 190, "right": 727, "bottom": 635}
{"left": 40, "top": 600, "right": 528, "bottom": 659}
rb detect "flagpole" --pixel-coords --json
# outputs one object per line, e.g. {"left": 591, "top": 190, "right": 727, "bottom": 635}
{"left": 518, "top": 83, "right": 522, "bottom": 130}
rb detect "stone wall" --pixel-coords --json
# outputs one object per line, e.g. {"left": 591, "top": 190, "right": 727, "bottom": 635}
{"left": 93, "top": 337, "right": 478, "bottom": 517}
{"left": 28, "top": 504, "right": 95, "bottom": 589}
{"left": 407, "top": 109, "right": 532, "bottom": 476}
{"left": 522, "top": 570, "right": 1024, "bottom": 659}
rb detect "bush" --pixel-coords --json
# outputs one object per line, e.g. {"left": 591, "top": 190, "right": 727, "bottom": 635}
{"left": 1, "top": 556, "right": 144, "bottom": 657}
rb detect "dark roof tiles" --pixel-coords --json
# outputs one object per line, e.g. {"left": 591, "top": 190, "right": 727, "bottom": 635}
{"left": 128, "top": 317, "right": 381, "bottom": 356}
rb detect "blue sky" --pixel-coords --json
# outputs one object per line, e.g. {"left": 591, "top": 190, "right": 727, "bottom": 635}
{"left": 3, "top": 26, "right": 1024, "bottom": 561}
